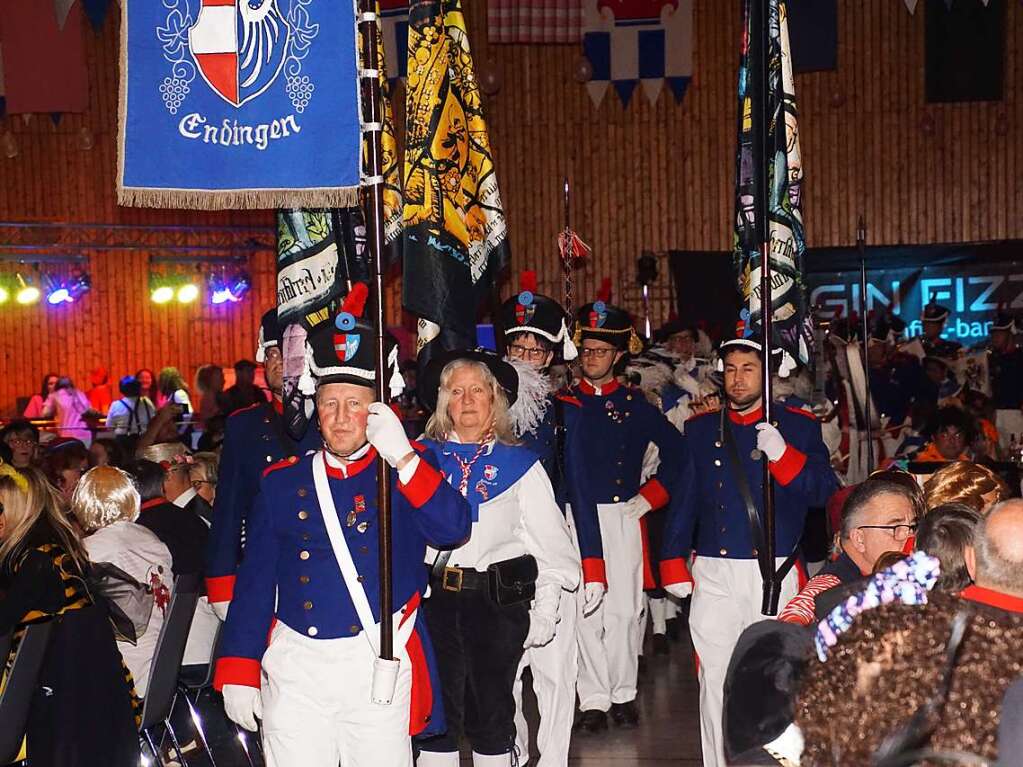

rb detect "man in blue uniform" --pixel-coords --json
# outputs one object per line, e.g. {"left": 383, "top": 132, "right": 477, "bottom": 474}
{"left": 205, "top": 309, "right": 322, "bottom": 619}
{"left": 659, "top": 335, "right": 837, "bottom": 767}
{"left": 500, "top": 280, "right": 605, "bottom": 766}
{"left": 988, "top": 311, "right": 1023, "bottom": 446}
{"left": 920, "top": 299, "right": 962, "bottom": 361}
{"left": 213, "top": 287, "right": 472, "bottom": 766}
{"left": 569, "top": 299, "right": 684, "bottom": 732}
{"left": 866, "top": 315, "right": 922, "bottom": 457}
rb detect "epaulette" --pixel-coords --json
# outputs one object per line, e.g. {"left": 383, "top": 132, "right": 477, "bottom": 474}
{"left": 228, "top": 402, "right": 262, "bottom": 419}
{"left": 555, "top": 391, "right": 582, "bottom": 407}
{"left": 784, "top": 404, "right": 818, "bottom": 421}
{"left": 262, "top": 454, "right": 300, "bottom": 478}
{"left": 685, "top": 409, "right": 719, "bottom": 424}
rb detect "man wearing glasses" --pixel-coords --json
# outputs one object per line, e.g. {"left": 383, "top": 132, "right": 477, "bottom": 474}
{"left": 569, "top": 297, "right": 684, "bottom": 732}
{"left": 499, "top": 275, "right": 600, "bottom": 767}
{"left": 778, "top": 476, "right": 920, "bottom": 625}
{"left": 0, "top": 420, "right": 39, "bottom": 469}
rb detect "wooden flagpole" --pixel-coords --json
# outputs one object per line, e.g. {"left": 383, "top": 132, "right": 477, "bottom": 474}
{"left": 357, "top": 0, "right": 394, "bottom": 660}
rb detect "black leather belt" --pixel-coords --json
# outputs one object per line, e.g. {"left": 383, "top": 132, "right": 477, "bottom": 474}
{"left": 431, "top": 566, "right": 488, "bottom": 593}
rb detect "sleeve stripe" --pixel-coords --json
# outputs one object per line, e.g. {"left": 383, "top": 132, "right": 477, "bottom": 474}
{"left": 770, "top": 445, "right": 807, "bottom": 486}
{"left": 660, "top": 557, "right": 694, "bottom": 586}
{"left": 581, "top": 557, "right": 607, "bottom": 585}
{"left": 206, "top": 575, "right": 235, "bottom": 604}
{"left": 213, "top": 656, "right": 262, "bottom": 691}
{"left": 638, "top": 478, "right": 670, "bottom": 510}
{"left": 398, "top": 458, "right": 444, "bottom": 509}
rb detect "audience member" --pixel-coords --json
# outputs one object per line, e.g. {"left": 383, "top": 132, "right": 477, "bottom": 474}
{"left": 129, "top": 458, "right": 209, "bottom": 576}
{"left": 1, "top": 419, "right": 40, "bottom": 468}
{"left": 22, "top": 372, "right": 59, "bottom": 418}
{"left": 0, "top": 465, "right": 141, "bottom": 766}
{"left": 41, "top": 377, "right": 99, "bottom": 442}
{"left": 135, "top": 367, "right": 158, "bottom": 404}
{"left": 913, "top": 406, "right": 974, "bottom": 462}
{"left": 220, "top": 359, "right": 267, "bottom": 413}
{"left": 778, "top": 477, "right": 918, "bottom": 625}
{"left": 189, "top": 451, "right": 219, "bottom": 505}
{"left": 106, "top": 375, "right": 156, "bottom": 438}
{"left": 86, "top": 366, "right": 113, "bottom": 415}
{"left": 71, "top": 466, "right": 173, "bottom": 696}
{"left": 194, "top": 363, "right": 226, "bottom": 428}
{"left": 157, "top": 367, "right": 193, "bottom": 435}
{"left": 914, "top": 502, "right": 981, "bottom": 591}
{"left": 923, "top": 460, "right": 1009, "bottom": 513}
{"left": 195, "top": 413, "right": 227, "bottom": 452}
{"left": 89, "top": 436, "right": 127, "bottom": 469}
{"left": 40, "top": 438, "right": 90, "bottom": 506}
{"left": 794, "top": 500, "right": 1023, "bottom": 765}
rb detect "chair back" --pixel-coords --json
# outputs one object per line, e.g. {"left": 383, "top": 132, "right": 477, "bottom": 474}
{"left": 0, "top": 623, "right": 55, "bottom": 764}
{"left": 139, "top": 573, "right": 201, "bottom": 730}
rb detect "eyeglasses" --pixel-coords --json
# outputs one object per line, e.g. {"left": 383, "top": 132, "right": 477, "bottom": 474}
{"left": 507, "top": 344, "right": 548, "bottom": 361}
{"left": 6, "top": 437, "right": 36, "bottom": 447}
{"left": 190, "top": 479, "right": 212, "bottom": 490}
{"left": 857, "top": 523, "right": 918, "bottom": 541}
{"left": 580, "top": 347, "right": 613, "bottom": 359}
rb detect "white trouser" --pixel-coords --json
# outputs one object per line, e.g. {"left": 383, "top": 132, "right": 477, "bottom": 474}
{"left": 575, "top": 503, "right": 644, "bottom": 711}
{"left": 689, "top": 557, "right": 799, "bottom": 767}
{"left": 512, "top": 586, "right": 578, "bottom": 767}
{"left": 260, "top": 621, "right": 413, "bottom": 767}
{"left": 646, "top": 595, "right": 677, "bottom": 636}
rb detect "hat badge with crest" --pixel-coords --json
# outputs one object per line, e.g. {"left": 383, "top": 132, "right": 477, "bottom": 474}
{"left": 589, "top": 300, "right": 608, "bottom": 329}
{"left": 515, "top": 290, "right": 536, "bottom": 325}
{"left": 332, "top": 283, "right": 368, "bottom": 364}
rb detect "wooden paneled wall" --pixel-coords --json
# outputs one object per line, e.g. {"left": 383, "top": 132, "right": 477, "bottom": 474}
{"left": 1, "top": 0, "right": 1021, "bottom": 414}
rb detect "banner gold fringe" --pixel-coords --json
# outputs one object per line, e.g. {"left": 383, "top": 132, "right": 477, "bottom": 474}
{"left": 116, "top": 186, "right": 360, "bottom": 211}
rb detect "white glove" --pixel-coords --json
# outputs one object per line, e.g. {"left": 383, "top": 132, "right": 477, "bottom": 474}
{"left": 665, "top": 582, "right": 693, "bottom": 599}
{"left": 211, "top": 600, "right": 230, "bottom": 622}
{"left": 524, "top": 584, "right": 562, "bottom": 649}
{"left": 622, "top": 494, "right": 653, "bottom": 520}
{"left": 582, "top": 582, "right": 606, "bottom": 616}
{"left": 755, "top": 422, "right": 787, "bottom": 462}
{"left": 366, "top": 402, "right": 415, "bottom": 468}
{"left": 223, "top": 684, "right": 262, "bottom": 732}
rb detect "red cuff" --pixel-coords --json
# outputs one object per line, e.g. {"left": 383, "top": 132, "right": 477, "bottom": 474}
{"left": 398, "top": 458, "right": 444, "bottom": 509}
{"left": 660, "top": 557, "right": 694, "bottom": 586}
{"left": 769, "top": 445, "right": 807, "bottom": 486}
{"left": 638, "top": 479, "right": 670, "bottom": 511}
{"left": 206, "top": 575, "right": 235, "bottom": 604}
{"left": 581, "top": 557, "right": 607, "bottom": 586}
{"left": 213, "top": 657, "right": 261, "bottom": 691}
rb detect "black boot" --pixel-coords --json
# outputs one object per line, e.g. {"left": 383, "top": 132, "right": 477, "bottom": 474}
{"left": 575, "top": 709, "right": 608, "bottom": 733}
{"left": 609, "top": 700, "right": 640, "bottom": 728}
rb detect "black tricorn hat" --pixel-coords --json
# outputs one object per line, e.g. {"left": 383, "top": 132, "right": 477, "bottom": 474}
{"left": 499, "top": 272, "right": 577, "bottom": 361}
{"left": 723, "top": 619, "right": 814, "bottom": 762}
{"left": 256, "top": 308, "right": 281, "bottom": 363}
{"left": 573, "top": 301, "right": 643, "bottom": 355}
{"left": 922, "top": 300, "right": 951, "bottom": 323}
{"left": 303, "top": 284, "right": 399, "bottom": 393}
{"left": 418, "top": 348, "right": 519, "bottom": 413}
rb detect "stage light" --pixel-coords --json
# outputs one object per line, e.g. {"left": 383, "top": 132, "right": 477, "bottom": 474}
{"left": 177, "top": 282, "right": 200, "bottom": 304}
{"left": 151, "top": 285, "right": 174, "bottom": 303}
{"left": 44, "top": 271, "right": 90, "bottom": 305}
{"left": 0, "top": 285, "right": 8, "bottom": 304}
{"left": 15, "top": 273, "right": 40, "bottom": 305}
{"left": 208, "top": 269, "right": 251, "bottom": 304}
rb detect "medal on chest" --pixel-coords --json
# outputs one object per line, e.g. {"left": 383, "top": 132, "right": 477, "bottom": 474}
{"left": 346, "top": 494, "right": 367, "bottom": 528}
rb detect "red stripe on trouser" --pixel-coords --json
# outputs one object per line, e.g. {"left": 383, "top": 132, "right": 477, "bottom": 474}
{"left": 407, "top": 628, "right": 432, "bottom": 736}
{"left": 639, "top": 516, "right": 655, "bottom": 590}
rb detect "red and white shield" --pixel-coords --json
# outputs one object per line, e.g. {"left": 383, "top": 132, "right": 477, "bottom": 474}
{"left": 188, "top": 0, "right": 292, "bottom": 108}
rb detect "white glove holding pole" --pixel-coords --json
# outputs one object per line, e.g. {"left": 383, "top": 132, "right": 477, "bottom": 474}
{"left": 223, "top": 685, "right": 262, "bottom": 732}
{"left": 366, "top": 402, "right": 415, "bottom": 468}
{"left": 582, "top": 582, "right": 606, "bottom": 616}
{"left": 622, "top": 494, "right": 653, "bottom": 520}
{"left": 755, "top": 422, "right": 787, "bottom": 462}
{"left": 524, "top": 584, "right": 562, "bottom": 648}
{"left": 665, "top": 582, "right": 693, "bottom": 599}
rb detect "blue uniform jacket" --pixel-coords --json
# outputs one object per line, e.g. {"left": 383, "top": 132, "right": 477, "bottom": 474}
{"left": 213, "top": 445, "right": 471, "bottom": 737}
{"left": 205, "top": 401, "right": 322, "bottom": 605}
{"left": 566, "top": 379, "right": 685, "bottom": 585}
{"left": 659, "top": 404, "right": 838, "bottom": 586}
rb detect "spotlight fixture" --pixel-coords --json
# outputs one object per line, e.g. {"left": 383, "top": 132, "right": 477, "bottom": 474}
{"left": 15, "top": 273, "right": 40, "bottom": 305}
{"left": 44, "top": 271, "right": 91, "bottom": 305}
{"left": 150, "top": 273, "right": 176, "bottom": 304}
{"left": 176, "top": 282, "right": 200, "bottom": 304}
{"left": 0, "top": 285, "right": 8, "bottom": 304}
{"left": 208, "top": 269, "right": 251, "bottom": 305}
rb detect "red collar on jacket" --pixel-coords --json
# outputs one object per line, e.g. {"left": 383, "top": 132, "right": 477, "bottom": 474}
{"left": 271, "top": 397, "right": 284, "bottom": 415}
{"left": 324, "top": 447, "right": 378, "bottom": 480}
{"left": 141, "top": 496, "right": 170, "bottom": 510}
{"left": 578, "top": 378, "right": 620, "bottom": 397}
{"left": 728, "top": 406, "right": 763, "bottom": 426}
{"left": 961, "top": 584, "right": 1023, "bottom": 615}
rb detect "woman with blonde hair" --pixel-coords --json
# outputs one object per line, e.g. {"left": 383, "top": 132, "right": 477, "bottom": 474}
{"left": 923, "top": 460, "right": 1009, "bottom": 514}
{"left": 416, "top": 350, "right": 580, "bottom": 767}
{"left": 0, "top": 464, "right": 140, "bottom": 766}
{"left": 71, "top": 466, "right": 173, "bottom": 696}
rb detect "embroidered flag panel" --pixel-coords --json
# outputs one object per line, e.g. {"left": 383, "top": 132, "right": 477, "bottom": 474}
{"left": 732, "top": 0, "right": 813, "bottom": 372}
{"left": 488, "top": 0, "right": 584, "bottom": 45}
{"left": 581, "top": 0, "right": 693, "bottom": 106}
{"left": 118, "top": 0, "right": 362, "bottom": 210}
{"left": 380, "top": 0, "right": 409, "bottom": 82}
